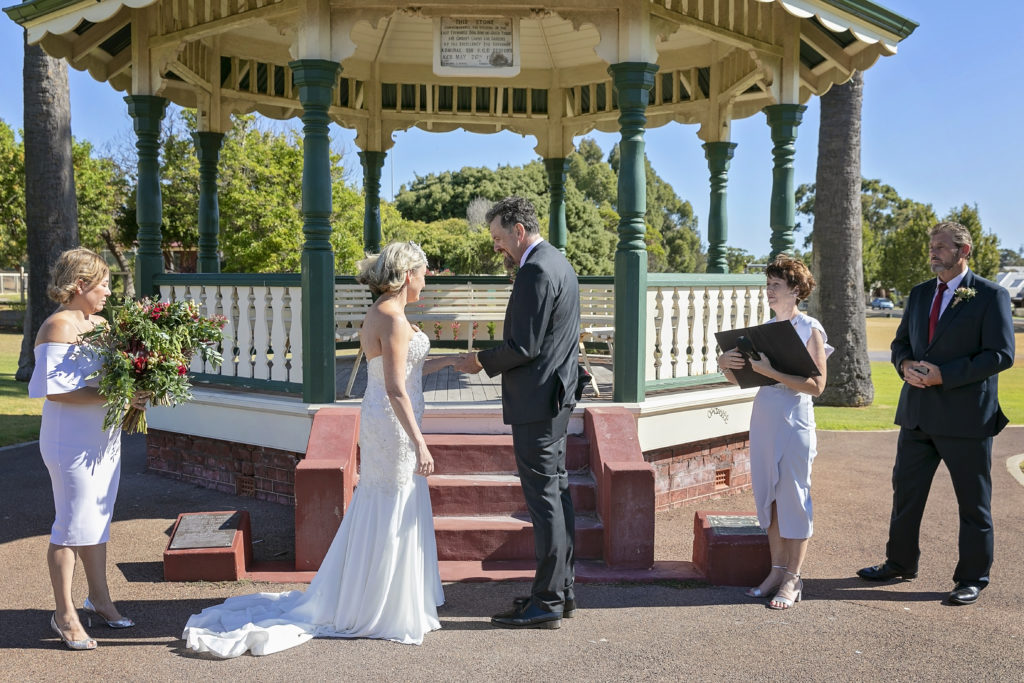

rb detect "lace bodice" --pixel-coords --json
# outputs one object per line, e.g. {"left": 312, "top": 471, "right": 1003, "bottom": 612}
{"left": 357, "top": 331, "right": 430, "bottom": 491}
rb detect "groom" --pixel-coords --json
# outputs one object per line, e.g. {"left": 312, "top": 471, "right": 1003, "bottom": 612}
{"left": 457, "top": 196, "right": 581, "bottom": 629}
{"left": 857, "top": 221, "right": 1014, "bottom": 605}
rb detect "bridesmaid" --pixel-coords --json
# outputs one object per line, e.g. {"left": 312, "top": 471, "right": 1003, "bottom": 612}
{"left": 28, "top": 248, "right": 146, "bottom": 649}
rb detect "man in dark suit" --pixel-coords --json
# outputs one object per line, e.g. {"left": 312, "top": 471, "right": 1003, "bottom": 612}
{"left": 457, "top": 196, "right": 580, "bottom": 629}
{"left": 857, "top": 221, "right": 1015, "bottom": 605}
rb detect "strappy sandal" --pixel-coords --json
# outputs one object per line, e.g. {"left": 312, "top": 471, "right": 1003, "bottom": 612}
{"left": 768, "top": 572, "right": 803, "bottom": 610}
{"left": 745, "top": 565, "right": 786, "bottom": 598}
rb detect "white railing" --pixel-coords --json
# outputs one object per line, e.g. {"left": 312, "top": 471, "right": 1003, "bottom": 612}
{"left": 646, "top": 274, "right": 769, "bottom": 388}
{"left": 0, "top": 269, "right": 27, "bottom": 302}
{"left": 158, "top": 275, "right": 302, "bottom": 388}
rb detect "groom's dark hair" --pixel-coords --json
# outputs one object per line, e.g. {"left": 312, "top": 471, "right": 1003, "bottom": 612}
{"left": 486, "top": 196, "right": 540, "bottom": 235}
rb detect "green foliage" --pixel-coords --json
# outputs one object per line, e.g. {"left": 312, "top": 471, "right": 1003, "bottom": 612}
{"left": 797, "top": 179, "right": 1002, "bottom": 295}
{"left": 0, "top": 120, "right": 26, "bottom": 268}
{"left": 724, "top": 246, "right": 756, "bottom": 274}
{"left": 383, "top": 217, "right": 500, "bottom": 275}
{"left": 394, "top": 137, "right": 704, "bottom": 275}
{"left": 0, "top": 119, "right": 127, "bottom": 269}
{"left": 1001, "top": 247, "right": 1024, "bottom": 268}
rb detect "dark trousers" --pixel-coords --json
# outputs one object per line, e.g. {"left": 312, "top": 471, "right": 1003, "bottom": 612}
{"left": 511, "top": 404, "right": 575, "bottom": 612}
{"left": 886, "top": 427, "right": 994, "bottom": 587}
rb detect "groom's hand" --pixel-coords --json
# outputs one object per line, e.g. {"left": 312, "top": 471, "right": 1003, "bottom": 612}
{"left": 455, "top": 352, "right": 483, "bottom": 374}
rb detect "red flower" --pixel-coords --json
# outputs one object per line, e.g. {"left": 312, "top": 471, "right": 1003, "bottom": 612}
{"left": 177, "top": 364, "right": 188, "bottom": 376}
{"left": 132, "top": 356, "right": 147, "bottom": 373}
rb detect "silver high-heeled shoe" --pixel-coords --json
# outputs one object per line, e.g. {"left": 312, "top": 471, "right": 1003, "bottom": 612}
{"left": 745, "top": 565, "right": 787, "bottom": 598}
{"left": 50, "top": 613, "right": 97, "bottom": 650}
{"left": 83, "top": 597, "right": 135, "bottom": 629}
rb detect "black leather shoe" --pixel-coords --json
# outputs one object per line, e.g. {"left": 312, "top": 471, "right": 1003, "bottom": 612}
{"left": 948, "top": 584, "right": 981, "bottom": 605}
{"left": 512, "top": 595, "right": 576, "bottom": 618}
{"left": 856, "top": 562, "right": 918, "bottom": 581}
{"left": 491, "top": 602, "right": 562, "bottom": 629}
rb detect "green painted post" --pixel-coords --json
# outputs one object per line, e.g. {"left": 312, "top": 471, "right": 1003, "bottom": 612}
{"left": 359, "top": 151, "right": 386, "bottom": 254}
{"left": 193, "top": 132, "right": 224, "bottom": 273}
{"left": 544, "top": 158, "right": 568, "bottom": 253}
{"left": 703, "top": 141, "right": 738, "bottom": 274}
{"left": 125, "top": 95, "right": 167, "bottom": 297}
{"left": 290, "top": 59, "right": 341, "bottom": 404}
{"left": 765, "top": 104, "right": 806, "bottom": 261}
{"left": 608, "top": 62, "right": 658, "bottom": 403}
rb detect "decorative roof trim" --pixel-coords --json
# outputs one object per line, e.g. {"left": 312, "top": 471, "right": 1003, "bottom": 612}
{"left": 756, "top": 0, "right": 916, "bottom": 51}
{"left": 5, "top": 0, "right": 155, "bottom": 42}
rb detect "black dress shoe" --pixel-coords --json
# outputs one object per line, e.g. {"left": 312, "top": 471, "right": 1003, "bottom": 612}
{"left": 856, "top": 562, "right": 918, "bottom": 581}
{"left": 491, "top": 602, "right": 562, "bottom": 629}
{"left": 512, "top": 595, "right": 577, "bottom": 618}
{"left": 948, "top": 584, "right": 981, "bottom": 605}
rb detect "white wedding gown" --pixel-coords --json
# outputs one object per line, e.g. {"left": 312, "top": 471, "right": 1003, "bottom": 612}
{"left": 183, "top": 331, "right": 443, "bottom": 656}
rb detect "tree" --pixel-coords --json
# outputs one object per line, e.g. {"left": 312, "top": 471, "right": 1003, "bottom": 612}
{"left": 1000, "top": 247, "right": 1024, "bottom": 268}
{"left": 17, "top": 39, "right": 79, "bottom": 382}
{"left": 810, "top": 71, "right": 872, "bottom": 407}
{"left": 943, "top": 204, "right": 1000, "bottom": 280}
{"left": 0, "top": 119, "right": 26, "bottom": 269}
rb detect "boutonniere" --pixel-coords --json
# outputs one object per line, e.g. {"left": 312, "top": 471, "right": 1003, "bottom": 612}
{"left": 950, "top": 286, "right": 976, "bottom": 308}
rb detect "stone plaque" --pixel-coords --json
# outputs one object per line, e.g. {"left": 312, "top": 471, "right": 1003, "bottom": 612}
{"left": 169, "top": 512, "right": 241, "bottom": 550}
{"left": 707, "top": 515, "right": 765, "bottom": 536}
{"left": 434, "top": 17, "right": 519, "bottom": 77}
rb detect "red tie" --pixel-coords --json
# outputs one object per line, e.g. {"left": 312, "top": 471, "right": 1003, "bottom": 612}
{"left": 928, "top": 281, "right": 948, "bottom": 342}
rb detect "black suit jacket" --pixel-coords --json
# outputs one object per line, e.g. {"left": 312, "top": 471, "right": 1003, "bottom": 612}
{"left": 478, "top": 240, "right": 581, "bottom": 425}
{"left": 891, "top": 270, "right": 1014, "bottom": 439}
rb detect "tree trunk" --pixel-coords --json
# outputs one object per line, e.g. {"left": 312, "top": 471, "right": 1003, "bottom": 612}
{"left": 16, "top": 37, "right": 79, "bottom": 382}
{"left": 811, "top": 72, "right": 873, "bottom": 406}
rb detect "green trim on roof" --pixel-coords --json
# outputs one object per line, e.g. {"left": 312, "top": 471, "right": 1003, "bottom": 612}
{"left": 3, "top": 0, "right": 83, "bottom": 24}
{"left": 821, "top": 0, "right": 918, "bottom": 39}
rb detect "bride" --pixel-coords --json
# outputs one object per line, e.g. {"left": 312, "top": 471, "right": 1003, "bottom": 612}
{"left": 183, "top": 242, "right": 455, "bottom": 656}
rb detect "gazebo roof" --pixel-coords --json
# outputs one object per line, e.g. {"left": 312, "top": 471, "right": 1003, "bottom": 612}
{"left": 4, "top": 0, "right": 916, "bottom": 152}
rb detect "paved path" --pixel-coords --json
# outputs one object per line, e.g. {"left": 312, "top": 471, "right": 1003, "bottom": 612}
{"left": 1, "top": 427, "right": 1022, "bottom": 681}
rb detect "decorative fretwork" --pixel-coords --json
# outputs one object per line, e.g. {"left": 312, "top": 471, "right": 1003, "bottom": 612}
{"left": 380, "top": 83, "right": 548, "bottom": 117}
{"left": 157, "top": 0, "right": 286, "bottom": 36}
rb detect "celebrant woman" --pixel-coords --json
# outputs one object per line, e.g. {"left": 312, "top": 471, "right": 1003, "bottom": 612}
{"left": 716, "top": 255, "right": 832, "bottom": 610}
{"left": 29, "top": 248, "right": 146, "bottom": 650}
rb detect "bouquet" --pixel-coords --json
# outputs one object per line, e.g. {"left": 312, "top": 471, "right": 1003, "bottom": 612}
{"left": 80, "top": 297, "right": 225, "bottom": 434}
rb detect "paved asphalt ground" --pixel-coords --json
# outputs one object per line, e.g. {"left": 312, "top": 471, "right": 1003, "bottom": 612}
{"left": 1, "top": 426, "right": 1022, "bottom": 682}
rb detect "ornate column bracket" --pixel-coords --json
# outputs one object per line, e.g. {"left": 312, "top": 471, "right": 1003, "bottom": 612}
{"left": 125, "top": 95, "right": 168, "bottom": 298}
{"left": 193, "top": 131, "right": 224, "bottom": 273}
{"left": 543, "top": 158, "right": 568, "bottom": 253}
{"left": 703, "top": 141, "right": 738, "bottom": 274}
{"left": 358, "top": 150, "right": 386, "bottom": 255}
{"left": 608, "top": 62, "right": 658, "bottom": 404}
{"left": 290, "top": 58, "right": 341, "bottom": 404}
{"left": 765, "top": 104, "right": 806, "bottom": 261}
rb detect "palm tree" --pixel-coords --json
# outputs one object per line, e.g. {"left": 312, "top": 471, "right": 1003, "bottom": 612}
{"left": 16, "top": 37, "right": 79, "bottom": 381}
{"left": 811, "top": 71, "right": 873, "bottom": 406}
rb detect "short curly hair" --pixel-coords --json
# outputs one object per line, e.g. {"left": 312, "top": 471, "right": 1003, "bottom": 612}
{"left": 47, "top": 248, "right": 109, "bottom": 304}
{"left": 764, "top": 255, "right": 815, "bottom": 302}
{"left": 355, "top": 241, "right": 428, "bottom": 297}
{"left": 485, "top": 196, "right": 540, "bottom": 235}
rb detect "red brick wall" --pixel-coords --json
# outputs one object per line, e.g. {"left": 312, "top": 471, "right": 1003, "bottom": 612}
{"left": 146, "top": 430, "right": 300, "bottom": 505}
{"left": 644, "top": 433, "right": 751, "bottom": 510}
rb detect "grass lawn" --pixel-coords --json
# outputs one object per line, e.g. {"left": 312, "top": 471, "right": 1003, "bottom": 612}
{"left": 0, "top": 332, "right": 44, "bottom": 447}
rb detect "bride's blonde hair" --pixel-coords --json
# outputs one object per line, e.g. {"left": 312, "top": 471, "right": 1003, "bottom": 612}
{"left": 355, "top": 242, "right": 428, "bottom": 297}
{"left": 48, "top": 248, "right": 109, "bottom": 304}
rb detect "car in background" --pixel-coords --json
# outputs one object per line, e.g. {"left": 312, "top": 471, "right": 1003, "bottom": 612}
{"left": 870, "top": 297, "right": 895, "bottom": 310}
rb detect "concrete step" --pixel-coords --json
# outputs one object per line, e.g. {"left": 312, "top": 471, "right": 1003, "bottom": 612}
{"left": 424, "top": 433, "right": 589, "bottom": 474}
{"left": 427, "top": 473, "right": 596, "bottom": 516}
{"left": 433, "top": 513, "right": 603, "bottom": 562}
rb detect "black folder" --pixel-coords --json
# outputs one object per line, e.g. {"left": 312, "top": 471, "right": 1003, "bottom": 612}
{"left": 714, "top": 320, "right": 820, "bottom": 389}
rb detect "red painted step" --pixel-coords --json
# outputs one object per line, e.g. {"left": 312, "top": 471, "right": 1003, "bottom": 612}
{"left": 424, "top": 433, "right": 589, "bottom": 474}
{"left": 433, "top": 514, "right": 603, "bottom": 561}
{"left": 428, "top": 473, "right": 597, "bottom": 516}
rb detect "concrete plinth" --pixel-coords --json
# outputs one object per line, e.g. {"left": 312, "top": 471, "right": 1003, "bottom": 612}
{"left": 163, "top": 510, "right": 252, "bottom": 582}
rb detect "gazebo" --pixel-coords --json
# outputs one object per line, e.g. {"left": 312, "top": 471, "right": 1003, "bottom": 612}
{"left": 5, "top": 0, "right": 916, "bottom": 576}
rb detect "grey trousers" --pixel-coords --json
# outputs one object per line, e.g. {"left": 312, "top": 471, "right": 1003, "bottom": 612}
{"left": 511, "top": 404, "right": 575, "bottom": 613}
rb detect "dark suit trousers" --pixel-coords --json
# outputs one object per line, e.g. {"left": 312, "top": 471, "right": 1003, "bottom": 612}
{"left": 511, "top": 405, "right": 575, "bottom": 612}
{"left": 886, "top": 427, "right": 994, "bottom": 587}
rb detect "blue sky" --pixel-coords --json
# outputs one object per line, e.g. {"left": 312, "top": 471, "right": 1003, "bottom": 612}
{"left": 1, "top": 0, "right": 1021, "bottom": 259}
